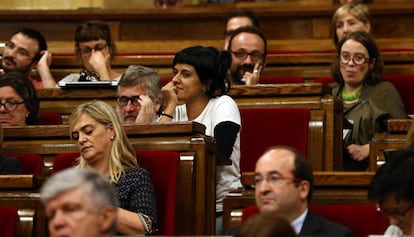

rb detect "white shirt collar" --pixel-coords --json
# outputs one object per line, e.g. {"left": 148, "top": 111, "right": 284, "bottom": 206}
{"left": 291, "top": 208, "right": 308, "bottom": 235}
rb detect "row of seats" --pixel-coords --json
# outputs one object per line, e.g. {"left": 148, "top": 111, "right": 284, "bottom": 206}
{"left": 241, "top": 204, "right": 389, "bottom": 237}
{"left": 314, "top": 75, "right": 414, "bottom": 115}
{"left": 3, "top": 150, "right": 180, "bottom": 236}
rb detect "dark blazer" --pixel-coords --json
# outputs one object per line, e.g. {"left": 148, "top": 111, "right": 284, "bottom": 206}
{"left": 0, "top": 155, "right": 22, "bottom": 175}
{"left": 300, "top": 210, "right": 354, "bottom": 237}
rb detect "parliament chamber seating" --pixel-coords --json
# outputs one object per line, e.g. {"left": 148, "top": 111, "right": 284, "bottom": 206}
{"left": 5, "top": 154, "right": 43, "bottom": 176}
{"left": 33, "top": 112, "right": 63, "bottom": 125}
{"left": 383, "top": 74, "right": 414, "bottom": 115}
{"left": 240, "top": 204, "right": 388, "bottom": 237}
{"left": 50, "top": 150, "right": 180, "bottom": 235}
{"left": 239, "top": 107, "right": 310, "bottom": 173}
{"left": 0, "top": 205, "right": 18, "bottom": 237}
{"left": 258, "top": 76, "right": 304, "bottom": 84}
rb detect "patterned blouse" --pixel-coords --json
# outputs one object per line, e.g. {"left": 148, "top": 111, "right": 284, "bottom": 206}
{"left": 113, "top": 167, "right": 157, "bottom": 234}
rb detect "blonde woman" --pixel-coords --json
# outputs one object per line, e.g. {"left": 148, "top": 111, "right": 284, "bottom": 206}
{"left": 331, "top": 3, "right": 371, "bottom": 46}
{"left": 69, "top": 100, "right": 157, "bottom": 235}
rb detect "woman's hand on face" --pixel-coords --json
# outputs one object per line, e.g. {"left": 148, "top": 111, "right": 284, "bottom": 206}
{"left": 347, "top": 144, "right": 370, "bottom": 161}
{"left": 88, "top": 50, "right": 109, "bottom": 72}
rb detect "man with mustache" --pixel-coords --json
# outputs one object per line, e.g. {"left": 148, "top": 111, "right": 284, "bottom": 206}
{"left": 227, "top": 26, "right": 266, "bottom": 86}
{"left": 1, "top": 28, "right": 55, "bottom": 88}
{"left": 254, "top": 146, "right": 353, "bottom": 236}
{"left": 116, "top": 65, "right": 163, "bottom": 124}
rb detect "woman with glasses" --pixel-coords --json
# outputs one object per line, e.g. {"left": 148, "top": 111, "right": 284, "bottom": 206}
{"left": 332, "top": 31, "right": 407, "bottom": 171}
{"left": 57, "top": 21, "right": 121, "bottom": 86}
{"left": 160, "top": 46, "right": 241, "bottom": 235}
{"left": 0, "top": 71, "right": 39, "bottom": 126}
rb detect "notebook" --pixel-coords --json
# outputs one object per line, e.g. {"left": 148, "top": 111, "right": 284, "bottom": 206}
{"left": 58, "top": 80, "right": 118, "bottom": 88}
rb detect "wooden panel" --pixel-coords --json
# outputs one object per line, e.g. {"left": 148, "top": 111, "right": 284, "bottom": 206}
{"left": 0, "top": 2, "right": 413, "bottom": 41}
{"left": 32, "top": 84, "right": 342, "bottom": 171}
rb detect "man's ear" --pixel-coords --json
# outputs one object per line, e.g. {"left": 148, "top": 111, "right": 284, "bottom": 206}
{"left": 298, "top": 180, "right": 310, "bottom": 201}
{"left": 99, "top": 206, "right": 117, "bottom": 233}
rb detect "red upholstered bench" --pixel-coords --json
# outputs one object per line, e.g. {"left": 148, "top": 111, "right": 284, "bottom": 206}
{"left": 51, "top": 150, "right": 180, "bottom": 235}
{"left": 239, "top": 107, "right": 310, "bottom": 173}
{"left": 241, "top": 204, "right": 389, "bottom": 237}
{"left": 6, "top": 153, "right": 43, "bottom": 176}
{"left": 383, "top": 74, "right": 414, "bottom": 115}
{"left": 259, "top": 76, "right": 304, "bottom": 84}
{"left": 0, "top": 206, "right": 18, "bottom": 237}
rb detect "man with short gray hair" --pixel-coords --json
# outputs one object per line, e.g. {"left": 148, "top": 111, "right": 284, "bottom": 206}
{"left": 116, "top": 65, "right": 163, "bottom": 123}
{"left": 40, "top": 168, "right": 118, "bottom": 237}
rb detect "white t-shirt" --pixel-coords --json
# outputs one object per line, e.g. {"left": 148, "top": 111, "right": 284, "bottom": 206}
{"left": 173, "top": 95, "right": 242, "bottom": 212}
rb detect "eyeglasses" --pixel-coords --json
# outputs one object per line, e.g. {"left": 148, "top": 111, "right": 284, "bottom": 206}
{"left": 377, "top": 203, "right": 414, "bottom": 221}
{"left": 0, "top": 100, "right": 25, "bottom": 111}
{"left": 231, "top": 50, "right": 264, "bottom": 61}
{"left": 253, "top": 173, "right": 304, "bottom": 188}
{"left": 78, "top": 43, "right": 108, "bottom": 56}
{"left": 340, "top": 53, "right": 371, "bottom": 65}
{"left": 116, "top": 96, "right": 140, "bottom": 107}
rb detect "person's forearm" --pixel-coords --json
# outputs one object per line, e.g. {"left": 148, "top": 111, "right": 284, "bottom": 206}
{"left": 117, "top": 208, "right": 145, "bottom": 235}
{"left": 37, "top": 66, "right": 57, "bottom": 88}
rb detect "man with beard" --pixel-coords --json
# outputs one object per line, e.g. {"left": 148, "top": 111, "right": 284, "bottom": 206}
{"left": 116, "top": 65, "right": 163, "bottom": 124}
{"left": 227, "top": 26, "right": 266, "bottom": 86}
{"left": 1, "top": 28, "right": 55, "bottom": 88}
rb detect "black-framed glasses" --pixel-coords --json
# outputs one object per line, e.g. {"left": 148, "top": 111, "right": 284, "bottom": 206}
{"left": 78, "top": 43, "right": 108, "bottom": 56}
{"left": 253, "top": 173, "right": 304, "bottom": 188}
{"left": 116, "top": 96, "right": 140, "bottom": 107}
{"left": 231, "top": 50, "right": 264, "bottom": 61}
{"left": 0, "top": 100, "right": 25, "bottom": 111}
{"left": 340, "top": 53, "right": 371, "bottom": 65}
{"left": 377, "top": 203, "right": 414, "bottom": 220}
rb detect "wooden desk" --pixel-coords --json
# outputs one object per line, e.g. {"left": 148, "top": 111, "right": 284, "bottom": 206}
{"left": 222, "top": 171, "right": 375, "bottom": 234}
{"left": 2, "top": 122, "right": 217, "bottom": 236}
{"left": 369, "top": 118, "right": 413, "bottom": 170}
{"left": 0, "top": 175, "right": 46, "bottom": 237}
{"left": 36, "top": 83, "right": 343, "bottom": 171}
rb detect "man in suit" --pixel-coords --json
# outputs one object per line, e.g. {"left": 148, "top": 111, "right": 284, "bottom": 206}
{"left": 254, "top": 146, "right": 353, "bottom": 236}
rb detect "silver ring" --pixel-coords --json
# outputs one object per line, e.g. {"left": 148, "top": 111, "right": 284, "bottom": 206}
{"left": 253, "top": 70, "right": 259, "bottom": 73}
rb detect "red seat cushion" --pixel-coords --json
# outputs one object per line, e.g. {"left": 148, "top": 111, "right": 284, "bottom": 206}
{"left": 52, "top": 153, "right": 79, "bottom": 174}
{"left": 242, "top": 204, "right": 388, "bottom": 237}
{"left": 6, "top": 154, "right": 42, "bottom": 176}
{"left": 239, "top": 107, "right": 310, "bottom": 173}
{"left": 0, "top": 206, "right": 18, "bottom": 237}
{"left": 383, "top": 74, "right": 414, "bottom": 115}
{"left": 33, "top": 112, "right": 62, "bottom": 125}
{"left": 259, "top": 76, "right": 304, "bottom": 84}
{"left": 310, "top": 204, "right": 389, "bottom": 237}
{"left": 136, "top": 150, "right": 179, "bottom": 235}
